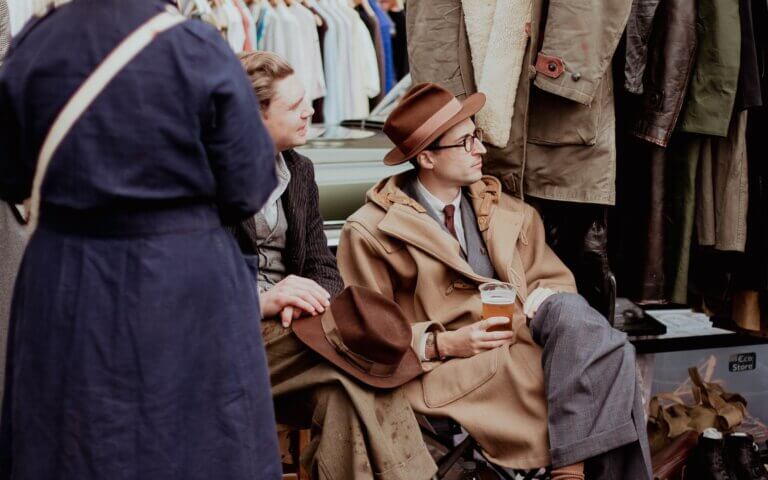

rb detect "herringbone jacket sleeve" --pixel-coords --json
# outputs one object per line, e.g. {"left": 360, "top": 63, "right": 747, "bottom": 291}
{"left": 292, "top": 155, "right": 343, "bottom": 297}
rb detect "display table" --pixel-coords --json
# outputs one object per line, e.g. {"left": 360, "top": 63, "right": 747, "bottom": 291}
{"left": 625, "top": 308, "right": 768, "bottom": 354}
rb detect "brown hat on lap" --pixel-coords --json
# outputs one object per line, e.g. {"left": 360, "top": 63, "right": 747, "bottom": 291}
{"left": 291, "top": 286, "right": 422, "bottom": 389}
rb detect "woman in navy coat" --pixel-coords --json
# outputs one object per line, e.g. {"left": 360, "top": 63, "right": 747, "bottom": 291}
{"left": 0, "top": 1, "right": 282, "bottom": 478}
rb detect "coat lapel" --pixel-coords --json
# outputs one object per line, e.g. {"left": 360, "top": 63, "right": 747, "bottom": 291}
{"left": 466, "top": 180, "right": 527, "bottom": 297}
{"left": 378, "top": 205, "right": 493, "bottom": 284}
{"left": 376, "top": 175, "right": 502, "bottom": 285}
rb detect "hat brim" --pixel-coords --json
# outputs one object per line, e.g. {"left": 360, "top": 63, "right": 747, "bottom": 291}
{"left": 384, "top": 92, "right": 486, "bottom": 166}
{"left": 292, "top": 311, "right": 423, "bottom": 389}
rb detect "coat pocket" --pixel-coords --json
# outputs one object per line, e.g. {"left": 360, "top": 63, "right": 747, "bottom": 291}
{"left": 422, "top": 346, "right": 501, "bottom": 408}
{"left": 527, "top": 76, "right": 606, "bottom": 146}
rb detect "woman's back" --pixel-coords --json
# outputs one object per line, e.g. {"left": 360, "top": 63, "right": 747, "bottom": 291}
{"left": 0, "top": 0, "right": 275, "bottom": 224}
{"left": 0, "top": 2, "right": 282, "bottom": 478}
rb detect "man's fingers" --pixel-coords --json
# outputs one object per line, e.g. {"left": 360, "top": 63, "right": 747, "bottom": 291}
{"left": 285, "top": 276, "right": 331, "bottom": 305}
{"left": 282, "top": 295, "right": 316, "bottom": 315}
{"left": 479, "top": 316, "right": 510, "bottom": 331}
{"left": 479, "top": 330, "right": 516, "bottom": 342}
{"left": 285, "top": 284, "right": 329, "bottom": 312}
{"left": 284, "top": 287, "right": 325, "bottom": 314}
{"left": 281, "top": 306, "right": 294, "bottom": 328}
{"left": 481, "top": 340, "right": 513, "bottom": 350}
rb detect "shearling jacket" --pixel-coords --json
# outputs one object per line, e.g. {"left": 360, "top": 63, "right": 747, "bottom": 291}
{"left": 337, "top": 173, "right": 577, "bottom": 468}
{"left": 407, "top": 0, "right": 632, "bottom": 205}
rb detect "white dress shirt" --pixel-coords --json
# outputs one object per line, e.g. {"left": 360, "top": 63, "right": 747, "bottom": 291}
{"left": 287, "top": 3, "right": 326, "bottom": 102}
{"left": 258, "top": 153, "right": 291, "bottom": 230}
{"left": 416, "top": 179, "right": 467, "bottom": 254}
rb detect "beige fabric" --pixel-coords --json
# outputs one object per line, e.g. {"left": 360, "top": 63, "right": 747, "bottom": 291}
{"left": 407, "top": 0, "right": 632, "bottom": 205}
{"left": 28, "top": 8, "right": 184, "bottom": 231}
{"left": 337, "top": 174, "right": 577, "bottom": 469}
{"left": 0, "top": 0, "right": 10, "bottom": 63}
{"left": 461, "top": 0, "right": 531, "bottom": 147}
{"left": 262, "top": 322, "right": 438, "bottom": 480}
{"left": 0, "top": 204, "right": 28, "bottom": 414}
{"left": 695, "top": 110, "right": 749, "bottom": 252}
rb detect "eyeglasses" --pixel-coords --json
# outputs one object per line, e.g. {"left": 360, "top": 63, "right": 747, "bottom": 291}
{"left": 428, "top": 129, "right": 484, "bottom": 153}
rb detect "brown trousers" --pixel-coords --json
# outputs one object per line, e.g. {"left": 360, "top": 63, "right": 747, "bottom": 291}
{"left": 262, "top": 320, "right": 437, "bottom": 480}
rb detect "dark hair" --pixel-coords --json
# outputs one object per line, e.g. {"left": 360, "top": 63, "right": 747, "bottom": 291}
{"left": 408, "top": 132, "right": 446, "bottom": 170}
{"left": 426, "top": 133, "right": 445, "bottom": 150}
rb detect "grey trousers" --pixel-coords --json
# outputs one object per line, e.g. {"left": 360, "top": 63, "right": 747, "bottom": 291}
{"left": 531, "top": 293, "right": 652, "bottom": 480}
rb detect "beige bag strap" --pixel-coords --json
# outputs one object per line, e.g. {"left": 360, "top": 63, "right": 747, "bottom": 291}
{"left": 27, "top": 8, "right": 185, "bottom": 231}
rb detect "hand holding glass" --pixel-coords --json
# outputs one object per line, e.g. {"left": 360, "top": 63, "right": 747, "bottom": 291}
{"left": 479, "top": 282, "right": 517, "bottom": 332}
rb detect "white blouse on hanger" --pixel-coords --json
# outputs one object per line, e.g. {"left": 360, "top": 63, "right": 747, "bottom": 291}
{"left": 288, "top": 2, "right": 326, "bottom": 102}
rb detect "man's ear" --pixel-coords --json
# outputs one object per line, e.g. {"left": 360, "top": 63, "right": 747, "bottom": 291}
{"left": 259, "top": 103, "right": 270, "bottom": 122}
{"left": 415, "top": 151, "right": 435, "bottom": 171}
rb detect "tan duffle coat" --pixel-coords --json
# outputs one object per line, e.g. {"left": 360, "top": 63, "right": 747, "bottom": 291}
{"left": 337, "top": 173, "right": 577, "bottom": 469}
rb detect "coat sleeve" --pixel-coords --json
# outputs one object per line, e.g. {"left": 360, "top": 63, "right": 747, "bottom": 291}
{"left": 297, "top": 160, "right": 344, "bottom": 297}
{"left": 532, "top": 0, "right": 632, "bottom": 105}
{"left": 200, "top": 33, "right": 277, "bottom": 225}
{"left": 337, "top": 221, "right": 445, "bottom": 366}
{"left": 518, "top": 205, "right": 578, "bottom": 295}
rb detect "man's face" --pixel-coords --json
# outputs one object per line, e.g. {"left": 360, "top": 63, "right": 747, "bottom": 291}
{"left": 261, "top": 74, "right": 314, "bottom": 152}
{"left": 420, "top": 118, "right": 487, "bottom": 187}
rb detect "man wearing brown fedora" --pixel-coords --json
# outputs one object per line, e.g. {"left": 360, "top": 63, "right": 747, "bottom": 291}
{"left": 337, "top": 83, "right": 652, "bottom": 479}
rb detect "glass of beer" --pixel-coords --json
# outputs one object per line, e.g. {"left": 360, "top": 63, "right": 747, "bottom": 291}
{"left": 479, "top": 282, "right": 517, "bottom": 332}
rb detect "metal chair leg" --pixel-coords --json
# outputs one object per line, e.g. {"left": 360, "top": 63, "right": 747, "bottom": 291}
{"left": 436, "top": 434, "right": 476, "bottom": 479}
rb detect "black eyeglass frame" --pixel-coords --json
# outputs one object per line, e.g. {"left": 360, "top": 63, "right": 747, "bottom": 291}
{"left": 426, "top": 129, "right": 485, "bottom": 153}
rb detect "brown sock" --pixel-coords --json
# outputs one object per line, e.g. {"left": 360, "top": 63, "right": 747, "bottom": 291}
{"left": 550, "top": 462, "right": 585, "bottom": 480}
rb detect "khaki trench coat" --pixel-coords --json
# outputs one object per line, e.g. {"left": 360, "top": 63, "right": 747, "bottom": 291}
{"left": 337, "top": 174, "right": 577, "bottom": 468}
{"left": 407, "top": 0, "right": 632, "bottom": 205}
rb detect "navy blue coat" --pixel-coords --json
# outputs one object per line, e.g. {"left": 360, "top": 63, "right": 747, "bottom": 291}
{"left": 0, "top": 1, "right": 282, "bottom": 478}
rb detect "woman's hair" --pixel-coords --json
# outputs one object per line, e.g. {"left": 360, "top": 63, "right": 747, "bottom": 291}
{"left": 238, "top": 51, "right": 295, "bottom": 110}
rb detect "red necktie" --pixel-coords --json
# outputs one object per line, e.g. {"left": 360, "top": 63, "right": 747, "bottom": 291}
{"left": 443, "top": 204, "right": 458, "bottom": 240}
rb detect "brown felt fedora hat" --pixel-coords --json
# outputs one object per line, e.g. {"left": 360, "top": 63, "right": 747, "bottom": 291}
{"left": 292, "top": 286, "right": 422, "bottom": 389}
{"left": 383, "top": 82, "right": 486, "bottom": 166}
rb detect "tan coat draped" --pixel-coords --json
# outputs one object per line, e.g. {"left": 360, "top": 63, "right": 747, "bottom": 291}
{"left": 337, "top": 174, "right": 577, "bottom": 468}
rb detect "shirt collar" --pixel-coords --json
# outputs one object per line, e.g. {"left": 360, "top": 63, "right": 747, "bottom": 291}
{"left": 415, "top": 178, "right": 462, "bottom": 214}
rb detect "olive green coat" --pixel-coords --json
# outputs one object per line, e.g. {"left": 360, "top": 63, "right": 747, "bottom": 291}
{"left": 406, "top": 0, "right": 632, "bottom": 205}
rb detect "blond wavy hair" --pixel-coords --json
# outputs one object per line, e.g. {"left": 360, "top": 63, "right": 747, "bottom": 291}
{"left": 238, "top": 51, "right": 295, "bottom": 110}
